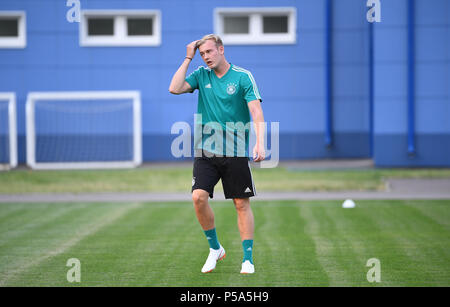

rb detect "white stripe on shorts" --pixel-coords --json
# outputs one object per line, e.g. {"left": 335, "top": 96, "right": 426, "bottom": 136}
{"left": 248, "top": 160, "right": 256, "bottom": 196}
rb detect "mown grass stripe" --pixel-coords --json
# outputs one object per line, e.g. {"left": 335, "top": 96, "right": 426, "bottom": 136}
{"left": 357, "top": 200, "right": 449, "bottom": 286}
{"left": 79, "top": 204, "right": 188, "bottom": 286}
{"left": 404, "top": 200, "right": 450, "bottom": 230}
{"left": 387, "top": 202, "right": 449, "bottom": 286}
{"left": 0, "top": 204, "right": 82, "bottom": 248}
{"left": 328, "top": 201, "right": 404, "bottom": 286}
{"left": 1, "top": 200, "right": 449, "bottom": 286}
{"left": 1, "top": 203, "right": 141, "bottom": 286}
{"left": 145, "top": 206, "right": 201, "bottom": 286}
{"left": 277, "top": 203, "right": 329, "bottom": 286}
{"left": 0, "top": 203, "right": 31, "bottom": 219}
{"left": 301, "top": 203, "right": 362, "bottom": 286}
{"left": 321, "top": 204, "right": 372, "bottom": 285}
{"left": 0, "top": 203, "right": 95, "bottom": 280}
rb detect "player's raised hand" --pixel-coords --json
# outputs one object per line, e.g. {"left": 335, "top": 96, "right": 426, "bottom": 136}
{"left": 186, "top": 40, "right": 199, "bottom": 59}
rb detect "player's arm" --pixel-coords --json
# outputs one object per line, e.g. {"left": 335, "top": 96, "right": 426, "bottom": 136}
{"left": 169, "top": 40, "right": 198, "bottom": 95}
{"left": 248, "top": 99, "right": 265, "bottom": 162}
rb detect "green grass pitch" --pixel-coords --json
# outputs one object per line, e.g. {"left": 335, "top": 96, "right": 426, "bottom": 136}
{"left": 0, "top": 200, "right": 449, "bottom": 286}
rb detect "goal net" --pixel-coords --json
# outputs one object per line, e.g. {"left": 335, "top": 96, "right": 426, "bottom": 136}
{"left": 0, "top": 93, "right": 17, "bottom": 170}
{"left": 26, "top": 91, "right": 142, "bottom": 170}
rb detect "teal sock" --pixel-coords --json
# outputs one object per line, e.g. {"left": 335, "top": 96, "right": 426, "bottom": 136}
{"left": 204, "top": 228, "right": 220, "bottom": 250}
{"left": 242, "top": 239, "right": 253, "bottom": 264}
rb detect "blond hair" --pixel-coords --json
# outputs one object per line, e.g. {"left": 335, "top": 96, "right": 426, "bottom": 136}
{"left": 196, "top": 34, "right": 223, "bottom": 49}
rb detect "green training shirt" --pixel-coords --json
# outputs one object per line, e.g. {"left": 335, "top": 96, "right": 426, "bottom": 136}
{"left": 185, "top": 63, "right": 262, "bottom": 157}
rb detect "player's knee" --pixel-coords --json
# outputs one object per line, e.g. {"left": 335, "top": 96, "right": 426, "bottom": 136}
{"left": 192, "top": 190, "right": 208, "bottom": 206}
{"left": 233, "top": 198, "right": 249, "bottom": 211}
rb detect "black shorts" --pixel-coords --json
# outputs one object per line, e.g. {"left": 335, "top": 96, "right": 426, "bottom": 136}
{"left": 192, "top": 154, "right": 256, "bottom": 199}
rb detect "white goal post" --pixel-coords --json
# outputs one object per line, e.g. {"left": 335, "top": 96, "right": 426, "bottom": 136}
{"left": 0, "top": 92, "right": 18, "bottom": 169}
{"left": 26, "top": 91, "right": 142, "bottom": 170}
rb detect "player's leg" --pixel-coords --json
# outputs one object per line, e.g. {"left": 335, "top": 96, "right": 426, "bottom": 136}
{"left": 221, "top": 157, "right": 256, "bottom": 273}
{"left": 192, "top": 156, "right": 221, "bottom": 232}
{"left": 192, "top": 156, "right": 225, "bottom": 273}
{"left": 233, "top": 197, "right": 255, "bottom": 274}
{"left": 192, "top": 189, "right": 215, "bottom": 231}
{"left": 233, "top": 197, "right": 254, "bottom": 241}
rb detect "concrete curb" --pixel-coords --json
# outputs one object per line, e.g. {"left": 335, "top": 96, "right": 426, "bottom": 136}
{"left": 1, "top": 179, "right": 449, "bottom": 203}
{"left": 1, "top": 191, "right": 450, "bottom": 203}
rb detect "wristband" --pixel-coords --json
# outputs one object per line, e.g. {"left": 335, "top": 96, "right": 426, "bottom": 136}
{"left": 185, "top": 56, "right": 192, "bottom": 61}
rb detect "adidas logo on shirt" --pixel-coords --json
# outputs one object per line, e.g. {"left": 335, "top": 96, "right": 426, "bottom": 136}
{"left": 205, "top": 83, "right": 212, "bottom": 88}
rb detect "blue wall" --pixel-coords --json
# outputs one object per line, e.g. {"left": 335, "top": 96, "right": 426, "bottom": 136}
{"left": 373, "top": 0, "right": 450, "bottom": 166}
{"left": 0, "top": 0, "right": 448, "bottom": 166}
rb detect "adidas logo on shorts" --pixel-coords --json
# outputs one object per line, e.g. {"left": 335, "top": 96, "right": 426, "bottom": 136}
{"left": 245, "top": 187, "right": 252, "bottom": 193}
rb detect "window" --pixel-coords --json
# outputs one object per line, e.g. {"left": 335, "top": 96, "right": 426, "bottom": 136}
{"left": 223, "top": 16, "right": 249, "bottom": 34}
{"left": 214, "top": 7, "right": 296, "bottom": 45}
{"left": 263, "top": 16, "right": 289, "bottom": 34}
{"left": 127, "top": 18, "right": 153, "bottom": 36}
{"left": 88, "top": 18, "right": 114, "bottom": 36}
{"left": 0, "top": 19, "right": 19, "bottom": 37}
{"left": 80, "top": 10, "right": 161, "bottom": 47}
{"left": 0, "top": 11, "right": 26, "bottom": 48}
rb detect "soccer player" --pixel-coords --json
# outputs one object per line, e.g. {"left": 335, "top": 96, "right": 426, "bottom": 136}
{"left": 169, "top": 34, "right": 265, "bottom": 274}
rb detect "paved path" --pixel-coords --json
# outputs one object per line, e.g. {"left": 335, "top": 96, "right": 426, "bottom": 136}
{"left": 1, "top": 179, "right": 449, "bottom": 203}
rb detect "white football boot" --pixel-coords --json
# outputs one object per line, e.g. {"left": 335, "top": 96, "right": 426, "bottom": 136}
{"left": 201, "top": 245, "right": 226, "bottom": 273}
{"left": 240, "top": 260, "right": 255, "bottom": 274}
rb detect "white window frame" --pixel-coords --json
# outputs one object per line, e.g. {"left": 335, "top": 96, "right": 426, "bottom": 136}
{"left": 0, "top": 11, "right": 26, "bottom": 49}
{"left": 80, "top": 10, "right": 161, "bottom": 47}
{"left": 0, "top": 93, "right": 17, "bottom": 169}
{"left": 214, "top": 7, "right": 296, "bottom": 45}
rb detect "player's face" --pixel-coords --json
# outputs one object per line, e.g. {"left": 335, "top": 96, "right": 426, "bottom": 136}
{"left": 198, "top": 40, "right": 224, "bottom": 70}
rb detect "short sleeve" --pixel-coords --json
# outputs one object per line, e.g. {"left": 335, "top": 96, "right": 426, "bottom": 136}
{"left": 241, "top": 72, "right": 262, "bottom": 103}
{"left": 185, "top": 66, "right": 202, "bottom": 92}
